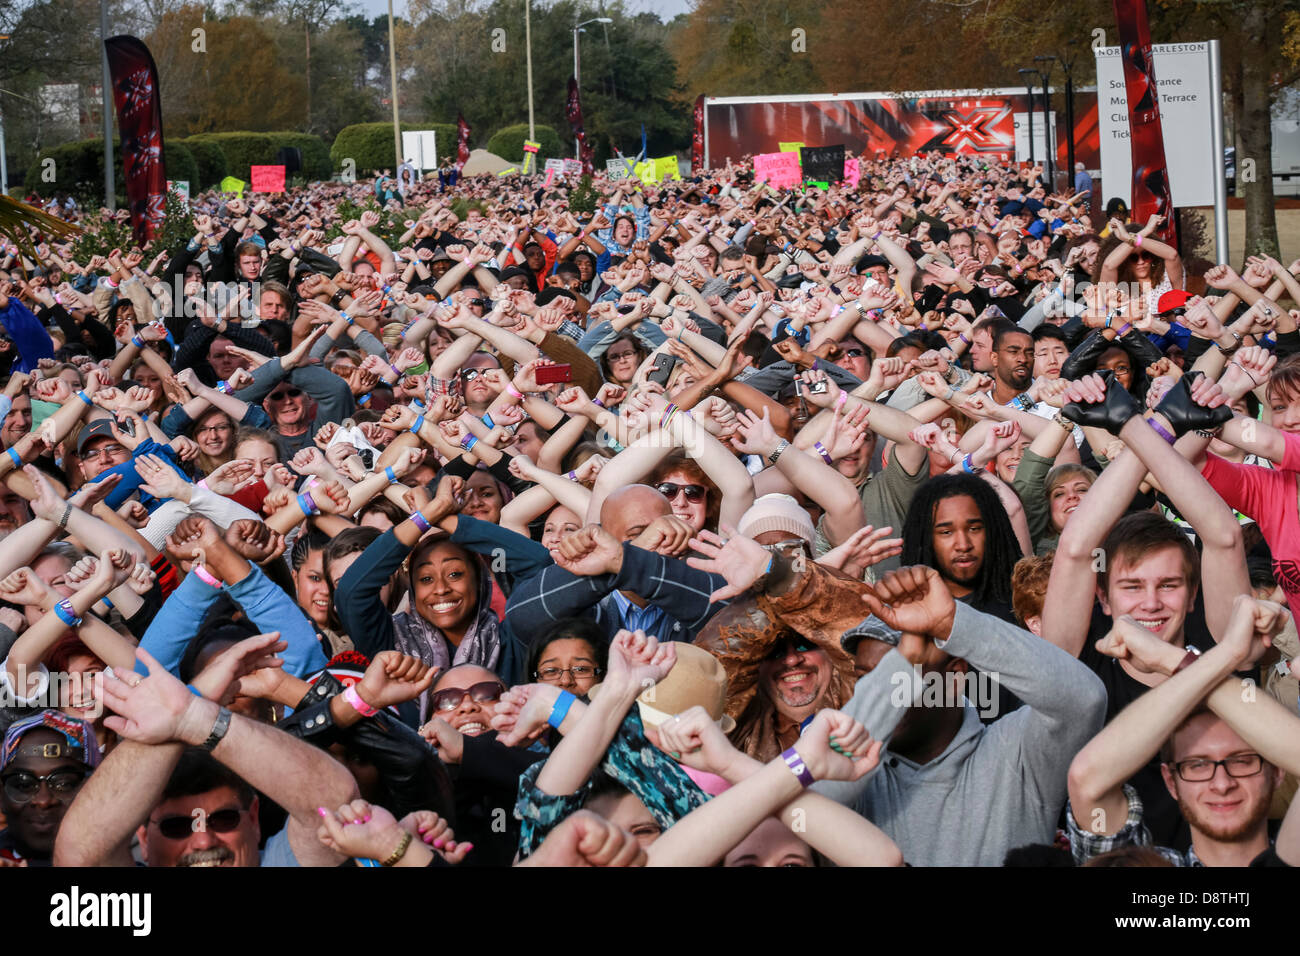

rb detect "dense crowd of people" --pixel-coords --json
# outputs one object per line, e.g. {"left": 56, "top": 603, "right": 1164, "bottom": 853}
{"left": 0, "top": 150, "right": 1297, "bottom": 868}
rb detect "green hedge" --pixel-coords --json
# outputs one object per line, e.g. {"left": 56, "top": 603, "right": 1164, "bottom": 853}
{"left": 486, "top": 123, "right": 563, "bottom": 166}
{"left": 182, "top": 131, "right": 330, "bottom": 182}
{"left": 177, "top": 137, "right": 228, "bottom": 189}
{"left": 24, "top": 138, "right": 198, "bottom": 201}
{"left": 330, "top": 122, "right": 459, "bottom": 174}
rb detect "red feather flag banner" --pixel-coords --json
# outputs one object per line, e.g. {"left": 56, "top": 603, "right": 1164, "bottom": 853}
{"left": 456, "top": 113, "right": 472, "bottom": 171}
{"left": 692, "top": 95, "right": 705, "bottom": 174}
{"left": 104, "top": 35, "right": 167, "bottom": 244}
{"left": 565, "top": 77, "right": 595, "bottom": 174}
{"left": 1111, "top": 0, "right": 1177, "bottom": 246}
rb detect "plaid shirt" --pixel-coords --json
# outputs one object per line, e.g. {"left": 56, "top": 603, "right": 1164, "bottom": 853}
{"left": 1066, "top": 784, "right": 1202, "bottom": 866}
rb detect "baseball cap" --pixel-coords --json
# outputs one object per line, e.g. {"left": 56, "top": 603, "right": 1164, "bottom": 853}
{"left": 840, "top": 615, "right": 902, "bottom": 654}
{"left": 1157, "top": 289, "right": 1193, "bottom": 315}
{"left": 75, "top": 419, "right": 117, "bottom": 455}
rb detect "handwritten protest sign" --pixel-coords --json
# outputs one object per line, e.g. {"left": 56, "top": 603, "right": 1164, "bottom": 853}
{"left": 655, "top": 156, "right": 681, "bottom": 181}
{"left": 753, "top": 151, "right": 802, "bottom": 188}
{"left": 844, "top": 158, "right": 860, "bottom": 188}
{"left": 219, "top": 176, "right": 245, "bottom": 196}
{"left": 249, "top": 165, "right": 285, "bottom": 193}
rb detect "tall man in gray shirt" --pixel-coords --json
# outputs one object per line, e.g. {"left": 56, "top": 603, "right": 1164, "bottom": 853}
{"left": 688, "top": 538, "right": 1106, "bottom": 866}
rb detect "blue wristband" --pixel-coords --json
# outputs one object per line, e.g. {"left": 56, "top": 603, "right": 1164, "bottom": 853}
{"left": 481, "top": 413, "right": 495, "bottom": 430}
{"left": 76, "top": 390, "right": 92, "bottom": 406}
{"left": 547, "top": 690, "right": 577, "bottom": 729}
{"left": 131, "top": 335, "right": 146, "bottom": 348}
{"left": 960, "top": 453, "right": 977, "bottom": 474}
{"left": 297, "top": 492, "right": 319, "bottom": 517}
{"left": 53, "top": 600, "right": 81, "bottom": 628}
{"left": 411, "top": 415, "right": 425, "bottom": 435}
{"left": 358, "top": 392, "right": 371, "bottom": 406}
{"left": 462, "top": 435, "right": 479, "bottom": 452}
{"left": 7, "top": 447, "right": 21, "bottom": 468}
{"left": 341, "top": 312, "right": 353, "bottom": 326}
{"left": 384, "top": 466, "right": 397, "bottom": 483}
{"left": 101, "top": 597, "right": 114, "bottom": 611}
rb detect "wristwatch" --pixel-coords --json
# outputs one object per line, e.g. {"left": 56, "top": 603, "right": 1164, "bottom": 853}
{"left": 201, "top": 706, "right": 233, "bottom": 752}
{"left": 767, "top": 438, "right": 791, "bottom": 466}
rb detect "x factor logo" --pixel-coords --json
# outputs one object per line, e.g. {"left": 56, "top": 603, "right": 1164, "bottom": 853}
{"left": 927, "top": 104, "right": 1014, "bottom": 154}
{"left": 119, "top": 68, "right": 155, "bottom": 116}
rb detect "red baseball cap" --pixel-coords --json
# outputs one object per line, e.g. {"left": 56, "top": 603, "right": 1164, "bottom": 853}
{"left": 1157, "top": 289, "right": 1193, "bottom": 315}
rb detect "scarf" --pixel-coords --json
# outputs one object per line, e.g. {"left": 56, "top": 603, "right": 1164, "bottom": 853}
{"left": 391, "top": 559, "right": 502, "bottom": 723}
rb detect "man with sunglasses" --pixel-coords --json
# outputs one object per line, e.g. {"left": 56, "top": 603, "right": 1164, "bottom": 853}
{"left": 1067, "top": 600, "right": 1300, "bottom": 866}
{"left": 240, "top": 342, "right": 355, "bottom": 456}
{"left": 0, "top": 711, "right": 99, "bottom": 866}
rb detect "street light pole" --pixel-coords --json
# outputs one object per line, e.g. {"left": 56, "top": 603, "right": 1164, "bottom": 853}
{"left": 573, "top": 27, "right": 581, "bottom": 160}
{"left": 1018, "top": 69, "right": 1036, "bottom": 168}
{"left": 1058, "top": 53, "right": 1078, "bottom": 189}
{"left": 573, "top": 18, "right": 612, "bottom": 161}
{"left": 387, "top": 0, "right": 401, "bottom": 169}
{"left": 525, "top": 0, "right": 535, "bottom": 141}
{"left": 101, "top": 0, "right": 114, "bottom": 210}
{"left": 1034, "top": 55, "right": 1055, "bottom": 188}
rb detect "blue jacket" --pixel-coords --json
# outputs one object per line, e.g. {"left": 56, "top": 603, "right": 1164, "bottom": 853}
{"left": 136, "top": 564, "right": 327, "bottom": 680}
{"left": 0, "top": 298, "right": 55, "bottom": 373}
{"left": 504, "top": 543, "right": 731, "bottom": 645}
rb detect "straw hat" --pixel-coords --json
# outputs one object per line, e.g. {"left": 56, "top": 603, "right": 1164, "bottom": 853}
{"left": 589, "top": 642, "right": 736, "bottom": 733}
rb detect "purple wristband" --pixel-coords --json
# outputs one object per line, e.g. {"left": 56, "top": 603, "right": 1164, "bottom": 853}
{"left": 813, "top": 441, "right": 834, "bottom": 465}
{"left": 1147, "top": 416, "right": 1177, "bottom": 445}
{"left": 782, "top": 747, "right": 814, "bottom": 787}
{"left": 592, "top": 398, "right": 606, "bottom": 409}
{"left": 410, "top": 511, "right": 433, "bottom": 533}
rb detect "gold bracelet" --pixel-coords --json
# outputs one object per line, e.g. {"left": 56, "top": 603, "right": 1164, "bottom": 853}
{"left": 381, "top": 830, "right": 413, "bottom": 867}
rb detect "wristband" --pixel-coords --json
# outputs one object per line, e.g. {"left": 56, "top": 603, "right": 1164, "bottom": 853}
{"left": 835, "top": 390, "right": 848, "bottom": 410}
{"left": 131, "top": 334, "right": 146, "bottom": 348}
{"left": 1134, "top": 235, "right": 1143, "bottom": 249}
{"left": 297, "top": 492, "right": 320, "bottom": 517}
{"left": 357, "top": 392, "right": 371, "bottom": 407}
{"left": 193, "top": 564, "right": 223, "bottom": 589}
{"left": 53, "top": 599, "right": 82, "bottom": 628}
{"left": 340, "top": 312, "right": 354, "bottom": 326}
{"left": 461, "top": 434, "right": 479, "bottom": 452}
{"left": 6, "top": 447, "right": 21, "bottom": 468}
{"left": 384, "top": 466, "right": 398, "bottom": 484}
{"left": 343, "top": 685, "right": 378, "bottom": 717}
{"left": 591, "top": 398, "right": 605, "bottom": 408}
{"left": 1116, "top": 323, "right": 1133, "bottom": 338}
{"left": 1146, "top": 416, "right": 1177, "bottom": 446}
{"left": 813, "top": 441, "right": 834, "bottom": 465}
{"left": 411, "top": 415, "right": 425, "bottom": 436}
{"left": 566, "top": 470, "right": 578, "bottom": 481}
{"left": 960, "top": 453, "right": 978, "bottom": 474}
{"left": 547, "top": 690, "right": 577, "bottom": 729}
{"left": 409, "top": 511, "right": 433, "bottom": 534}
{"left": 216, "top": 380, "right": 232, "bottom": 394}
{"left": 381, "top": 830, "right": 413, "bottom": 867}
{"left": 781, "top": 746, "right": 815, "bottom": 787}
{"left": 481, "top": 413, "right": 495, "bottom": 430}
{"left": 1173, "top": 646, "right": 1201, "bottom": 674}
{"left": 390, "top": 364, "right": 403, "bottom": 379}
{"left": 76, "top": 390, "right": 92, "bottom": 407}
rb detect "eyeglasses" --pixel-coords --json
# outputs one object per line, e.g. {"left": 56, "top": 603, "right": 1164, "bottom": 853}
{"left": 430, "top": 680, "right": 505, "bottom": 713}
{"left": 534, "top": 664, "right": 603, "bottom": 682}
{"left": 469, "top": 298, "right": 489, "bottom": 309}
{"left": 608, "top": 350, "right": 637, "bottom": 361}
{"left": 656, "top": 482, "right": 707, "bottom": 502}
{"left": 153, "top": 807, "right": 244, "bottom": 840}
{"left": 268, "top": 387, "right": 303, "bottom": 402}
{"left": 197, "top": 423, "right": 232, "bottom": 436}
{"left": 84, "top": 443, "right": 128, "bottom": 462}
{"left": 1, "top": 768, "right": 88, "bottom": 804}
{"left": 1169, "top": 753, "right": 1264, "bottom": 782}
{"left": 842, "top": 348, "right": 866, "bottom": 358}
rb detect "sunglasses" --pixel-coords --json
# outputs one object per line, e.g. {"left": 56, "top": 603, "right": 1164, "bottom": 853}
{"left": 1, "top": 768, "right": 88, "bottom": 803}
{"left": 460, "top": 368, "right": 486, "bottom": 383}
{"left": 430, "top": 680, "right": 505, "bottom": 713}
{"left": 154, "top": 807, "right": 244, "bottom": 840}
{"left": 269, "top": 387, "right": 303, "bottom": 401}
{"left": 841, "top": 348, "right": 866, "bottom": 358}
{"left": 766, "top": 637, "right": 817, "bottom": 659}
{"left": 656, "top": 482, "right": 707, "bottom": 503}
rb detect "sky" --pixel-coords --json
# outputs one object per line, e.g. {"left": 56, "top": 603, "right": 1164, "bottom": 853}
{"left": 353, "top": 0, "right": 692, "bottom": 23}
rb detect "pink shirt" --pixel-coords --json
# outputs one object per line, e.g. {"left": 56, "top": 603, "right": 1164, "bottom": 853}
{"left": 1201, "top": 432, "right": 1300, "bottom": 608}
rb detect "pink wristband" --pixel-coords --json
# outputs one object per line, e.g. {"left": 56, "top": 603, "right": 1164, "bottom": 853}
{"left": 506, "top": 382, "right": 524, "bottom": 400}
{"left": 196, "top": 479, "right": 209, "bottom": 491}
{"left": 193, "top": 564, "right": 222, "bottom": 588}
{"left": 1134, "top": 235, "right": 1143, "bottom": 249}
{"left": 344, "top": 685, "right": 378, "bottom": 717}
{"left": 835, "top": 390, "right": 848, "bottom": 410}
